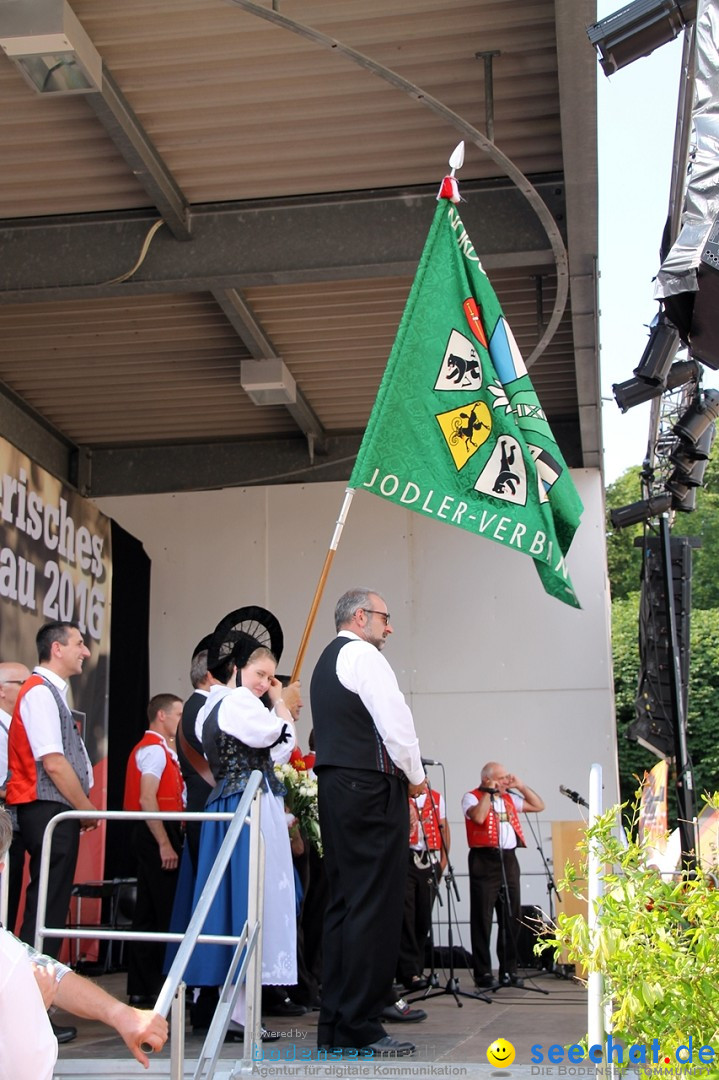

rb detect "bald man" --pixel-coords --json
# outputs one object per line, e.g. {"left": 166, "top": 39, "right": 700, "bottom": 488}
{"left": 0, "top": 661, "right": 31, "bottom": 932}
{"left": 462, "top": 761, "right": 544, "bottom": 989}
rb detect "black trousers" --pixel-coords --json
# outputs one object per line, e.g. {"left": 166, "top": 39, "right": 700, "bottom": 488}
{"left": 301, "top": 842, "right": 328, "bottom": 988}
{"left": 317, "top": 767, "right": 408, "bottom": 1049}
{"left": 126, "top": 822, "right": 182, "bottom": 998}
{"left": 397, "top": 852, "right": 437, "bottom": 982}
{"left": 17, "top": 800, "right": 80, "bottom": 958}
{"left": 468, "top": 846, "right": 521, "bottom": 978}
{"left": 6, "top": 826, "right": 28, "bottom": 935}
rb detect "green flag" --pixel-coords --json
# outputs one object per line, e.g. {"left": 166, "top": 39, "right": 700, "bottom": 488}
{"left": 349, "top": 197, "right": 584, "bottom": 608}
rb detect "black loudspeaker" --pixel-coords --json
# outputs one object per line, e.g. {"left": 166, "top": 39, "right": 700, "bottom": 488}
{"left": 517, "top": 905, "right": 553, "bottom": 970}
{"left": 628, "top": 536, "right": 693, "bottom": 759}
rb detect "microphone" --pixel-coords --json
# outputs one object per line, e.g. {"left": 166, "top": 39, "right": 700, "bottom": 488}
{"left": 560, "top": 784, "right": 589, "bottom": 809}
{"left": 478, "top": 785, "right": 499, "bottom": 795}
{"left": 421, "top": 757, "right": 442, "bottom": 766}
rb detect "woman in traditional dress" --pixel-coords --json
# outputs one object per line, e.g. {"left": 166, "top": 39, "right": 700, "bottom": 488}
{"left": 182, "top": 632, "right": 300, "bottom": 1028}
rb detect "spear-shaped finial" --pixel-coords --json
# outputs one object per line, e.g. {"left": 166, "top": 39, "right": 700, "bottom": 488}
{"left": 448, "top": 140, "right": 465, "bottom": 176}
{"left": 437, "top": 141, "right": 464, "bottom": 203}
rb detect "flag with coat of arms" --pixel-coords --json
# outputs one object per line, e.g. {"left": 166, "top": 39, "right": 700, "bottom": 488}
{"left": 349, "top": 184, "right": 584, "bottom": 607}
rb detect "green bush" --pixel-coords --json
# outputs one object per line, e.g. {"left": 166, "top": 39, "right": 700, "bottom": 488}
{"left": 539, "top": 795, "right": 719, "bottom": 1064}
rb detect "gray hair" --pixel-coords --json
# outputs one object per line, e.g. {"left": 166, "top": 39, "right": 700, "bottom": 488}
{"left": 0, "top": 808, "right": 13, "bottom": 860}
{"left": 190, "top": 649, "right": 208, "bottom": 688}
{"left": 334, "top": 588, "right": 382, "bottom": 632}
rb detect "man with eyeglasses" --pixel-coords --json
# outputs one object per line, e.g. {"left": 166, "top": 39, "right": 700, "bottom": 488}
{"left": 310, "top": 588, "right": 427, "bottom": 1057}
{"left": 0, "top": 661, "right": 31, "bottom": 934}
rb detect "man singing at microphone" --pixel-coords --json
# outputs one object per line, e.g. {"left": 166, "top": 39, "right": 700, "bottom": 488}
{"left": 461, "top": 762, "right": 544, "bottom": 989}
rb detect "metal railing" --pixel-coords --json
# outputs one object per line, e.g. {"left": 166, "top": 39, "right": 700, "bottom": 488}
{"left": 34, "top": 771, "right": 266, "bottom": 1080}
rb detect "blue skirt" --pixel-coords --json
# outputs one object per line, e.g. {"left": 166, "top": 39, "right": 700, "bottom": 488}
{"left": 181, "top": 790, "right": 251, "bottom": 989}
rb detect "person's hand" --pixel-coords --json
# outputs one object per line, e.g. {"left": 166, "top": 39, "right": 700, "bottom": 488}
{"left": 116, "top": 1007, "right": 168, "bottom": 1068}
{"left": 31, "top": 961, "right": 58, "bottom": 1009}
{"left": 80, "top": 819, "right": 98, "bottom": 832}
{"left": 278, "top": 681, "right": 302, "bottom": 719}
{"left": 157, "top": 838, "right": 179, "bottom": 870}
{"left": 408, "top": 778, "right": 428, "bottom": 798}
{"left": 505, "top": 774, "right": 521, "bottom": 791}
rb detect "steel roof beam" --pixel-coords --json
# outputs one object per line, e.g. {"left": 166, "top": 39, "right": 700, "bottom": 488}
{"left": 0, "top": 178, "right": 564, "bottom": 303}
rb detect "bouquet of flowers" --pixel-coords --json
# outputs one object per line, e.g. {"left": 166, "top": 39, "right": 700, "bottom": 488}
{"left": 275, "top": 760, "right": 323, "bottom": 857}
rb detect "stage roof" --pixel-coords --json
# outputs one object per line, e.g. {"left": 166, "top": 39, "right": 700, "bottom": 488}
{"left": 0, "top": 0, "right": 599, "bottom": 497}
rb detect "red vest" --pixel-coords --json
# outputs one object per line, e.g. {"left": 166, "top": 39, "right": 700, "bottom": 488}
{"left": 7, "top": 674, "right": 89, "bottom": 806}
{"left": 465, "top": 789, "right": 526, "bottom": 849}
{"left": 124, "top": 732, "right": 185, "bottom": 813}
{"left": 409, "top": 790, "right": 442, "bottom": 850}
{"left": 6, "top": 675, "right": 44, "bottom": 804}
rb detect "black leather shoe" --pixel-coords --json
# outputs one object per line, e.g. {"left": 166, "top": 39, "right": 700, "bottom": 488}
{"left": 51, "top": 1021, "right": 77, "bottom": 1045}
{"left": 380, "top": 998, "right": 427, "bottom": 1023}
{"left": 263, "top": 996, "right": 307, "bottom": 1017}
{"left": 475, "top": 973, "right": 497, "bottom": 988}
{"left": 128, "top": 994, "right": 156, "bottom": 1008}
{"left": 499, "top": 972, "right": 524, "bottom": 987}
{"left": 362, "top": 1035, "right": 416, "bottom": 1057}
{"left": 403, "top": 975, "right": 429, "bottom": 991}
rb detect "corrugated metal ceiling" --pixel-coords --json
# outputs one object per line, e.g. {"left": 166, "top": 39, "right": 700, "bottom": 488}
{"left": 0, "top": 0, "right": 599, "bottom": 494}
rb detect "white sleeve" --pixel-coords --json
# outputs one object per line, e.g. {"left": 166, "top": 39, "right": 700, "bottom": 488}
{"left": 337, "top": 640, "right": 424, "bottom": 785}
{"left": 0, "top": 932, "right": 57, "bottom": 1080}
{"left": 19, "top": 684, "right": 64, "bottom": 758}
{"left": 0, "top": 724, "right": 8, "bottom": 786}
{"left": 219, "top": 688, "right": 295, "bottom": 750}
{"left": 269, "top": 707, "right": 297, "bottom": 764}
{"left": 135, "top": 744, "right": 167, "bottom": 779}
{"left": 461, "top": 791, "right": 479, "bottom": 818}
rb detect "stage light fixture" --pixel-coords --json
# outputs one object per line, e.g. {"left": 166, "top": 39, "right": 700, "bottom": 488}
{"left": 666, "top": 357, "right": 701, "bottom": 390}
{"left": 666, "top": 480, "right": 699, "bottom": 513}
{"left": 587, "top": 0, "right": 696, "bottom": 77}
{"left": 613, "top": 375, "right": 664, "bottom": 412}
{"left": 612, "top": 357, "right": 699, "bottom": 413}
{"left": 633, "top": 312, "right": 680, "bottom": 385}
{"left": 670, "top": 425, "right": 715, "bottom": 484}
{"left": 673, "top": 387, "right": 719, "bottom": 446}
{"left": 0, "top": 0, "right": 102, "bottom": 94}
{"left": 610, "top": 492, "right": 672, "bottom": 529}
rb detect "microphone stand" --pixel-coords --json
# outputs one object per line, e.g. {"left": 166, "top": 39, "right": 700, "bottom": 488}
{"left": 479, "top": 789, "right": 548, "bottom": 997}
{"left": 408, "top": 773, "right": 491, "bottom": 1008}
{"left": 520, "top": 810, "right": 568, "bottom": 979}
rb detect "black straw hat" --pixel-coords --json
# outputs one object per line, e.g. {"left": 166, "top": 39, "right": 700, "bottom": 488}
{"left": 191, "top": 633, "right": 213, "bottom": 660}
{"left": 207, "top": 605, "right": 284, "bottom": 675}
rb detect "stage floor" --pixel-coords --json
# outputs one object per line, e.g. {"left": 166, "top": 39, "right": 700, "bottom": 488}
{"left": 54, "top": 966, "right": 589, "bottom": 1076}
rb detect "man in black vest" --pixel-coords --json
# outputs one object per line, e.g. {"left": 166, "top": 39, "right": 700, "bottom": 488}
{"left": 176, "top": 639, "right": 217, "bottom": 871}
{"left": 310, "top": 588, "right": 427, "bottom": 1057}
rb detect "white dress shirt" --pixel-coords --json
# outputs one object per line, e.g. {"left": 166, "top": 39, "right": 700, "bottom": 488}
{"left": 335, "top": 630, "right": 424, "bottom": 785}
{"left": 19, "top": 666, "right": 93, "bottom": 789}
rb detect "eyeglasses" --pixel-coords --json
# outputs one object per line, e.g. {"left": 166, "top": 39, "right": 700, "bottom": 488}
{"left": 362, "top": 608, "right": 390, "bottom": 625}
